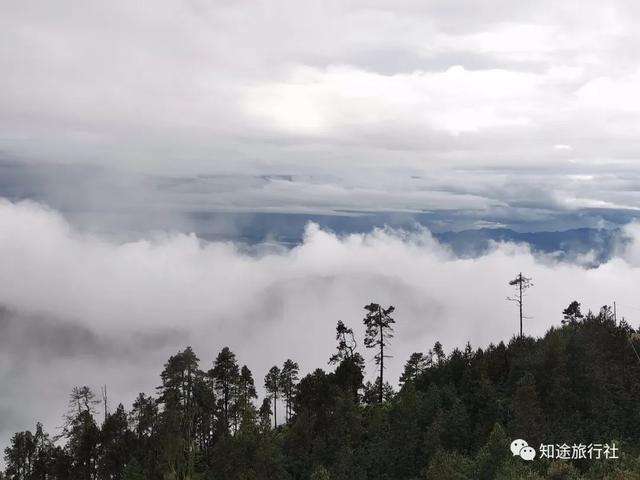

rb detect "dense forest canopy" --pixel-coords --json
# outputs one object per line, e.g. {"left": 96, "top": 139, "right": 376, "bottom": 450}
{"left": 4, "top": 301, "right": 640, "bottom": 479}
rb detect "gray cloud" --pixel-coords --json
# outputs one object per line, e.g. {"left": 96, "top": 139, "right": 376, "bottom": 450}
{"left": 3, "top": 199, "right": 640, "bottom": 456}
{"left": 5, "top": 0, "right": 640, "bottom": 463}
{"left": 1, "top": 1, "right": 640, "bottom": 180}
{"left": 1, "top": 1, "right": 640, "bottom": 230}
{"left": 2, "top": 161, "right": 639, "bottom": 239}
{"left": 0, "top": 301, "right": 189, "bottom": 451}
{"left": 0, "top": 307, "right": 187, "bottom": 361}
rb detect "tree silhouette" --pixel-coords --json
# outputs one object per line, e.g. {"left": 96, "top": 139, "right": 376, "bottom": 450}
{"left": 156, "top": 347, "right": 201, "bottom": 480}
{"left": 363, "top": 303, "right": 395, "bottom": 403}
{"left": 280, "top": 359, "right": 299, "bottom": 423}
{"left": 400, "top": 352, "right": 428, "bottom": 386}
{"left": 329, "top": 320, "right": 359, "bottom": 364}
{"left": 235, "top": 365, "right": 258, "bottom": 430}
{"left": 264, "top": 366, "right": 281, "bottom": 428}
{"left": 507, "top": 272, "right": 533, "bottom": 337}
{"left": 7, "top": 299, "right": 640, "bottom": 479}
{"left": 562, "top": 300, "right": 584, "bottom": 325}
{"left": 210, "top": 346, "right": 240, "bottom": 433}
{"left": 258, "top": 397, "right": 272, "bottom": 432}
{"left": 429, "top": 341, "right": 445, "bottom": 366}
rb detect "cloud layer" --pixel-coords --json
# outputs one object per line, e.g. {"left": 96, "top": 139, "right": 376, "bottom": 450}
{"left": 3, "top": 1, "right": 640, "bottom": 225}
{"left": 4, "top": 0, "right": 640, "bottom": 459}
{"left": 2, "top": 199, "right": 640, "bottom": 451}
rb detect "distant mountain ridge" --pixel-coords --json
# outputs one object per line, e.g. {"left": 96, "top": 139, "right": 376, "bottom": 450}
{"left": 433, "top": 227, "right": 625, "bottom": 264}
{"left": 188, "top": 211, "right": 627, "bottom": 264}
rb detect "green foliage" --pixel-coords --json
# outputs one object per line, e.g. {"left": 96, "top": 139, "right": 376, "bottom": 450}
{"left": 475, "top": 423, "right": 511, "bottom": 480}
{"left": 210, "top": 346, "right": 240, "bottom": 433}
{"left": 5, "top": 301, "right": 640, "bottom": 480}
{"left": 310, "top": 465, "right": 331, "bottom": 480}
{"left": 424, "top": 450, "right": 474, "bottom": 480}
{"left": 264, "top": 365, "right": 281, "bottom": 428}
{"left": 280, "top": 359, "right": 300, "bottom": 424}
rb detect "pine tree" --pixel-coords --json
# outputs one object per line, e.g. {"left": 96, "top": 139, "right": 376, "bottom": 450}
{"left": 258, "top": 397, "right": 272, "bottom": 432}
{"left": 330, "top": 320, "right": 365, "bottom": 402}
{"left": 32, "top": 422, "right": 55, "bottom": 479}
{"left": 98, "top": 403, "right": 132, "bottom": 480}
{"left": 280, "top": 359, "right": 299, "bottom": 423}
{"left": 425, "top": 450, "right": 474, "bottom": 480}
{"left": 210, "top": 346, "right": 240, "bottom": 433}
{"left": 429, "top": 341, "right": 445, "bottom": 366}
{"left": 156, "top": 347, "right": 202, "bottom": 480}
{"left": 129, "top": 393, "right": 159, "bottom": 479}
{"left": 60, "top": 386, "right": 101, "bottom": 479}
{"left": 400, "top": 352, "right": 428, "bottom": 386}
{"left": 4, "top": 430, "right": 35, "bottom": 479}
{"left": 236, "top": 365, "right": 258, "bottom": 430}
{"left": 329, "top": 320, "right": 359, "bottom": 365}
{"left": 509, "top": 373, "right": 545, "bottom": 445}
{"left": 264, "top": 366, "right": 281, "bottom": 428}
{"left": 363, "top": 303, "right": 395, "bottom": 403}
{"left": 562, "top": 300, "right": 584, "bottom": 325}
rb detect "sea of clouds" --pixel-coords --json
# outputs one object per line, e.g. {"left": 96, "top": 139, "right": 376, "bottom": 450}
{"left": 2, "top": 198, "right": 640, "bottom": 451}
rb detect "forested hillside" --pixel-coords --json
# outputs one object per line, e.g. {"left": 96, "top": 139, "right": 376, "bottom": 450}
{"left": 4, "top": 302, "right": 640, "bottom": 479}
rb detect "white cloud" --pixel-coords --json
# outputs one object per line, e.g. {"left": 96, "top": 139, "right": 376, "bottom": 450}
{"left": 244, "top": 64, "right": 541, "bottom": 135}
{"left": 577, "top": 69, "right": 640, "bottom": 113}
{"left": 2, "top": 199, "right": 640, "bottom": 450}
{"left": 0, "top": 0, "right": 640, "bottom": 178}
{"left": 5, "top": 0, "right": 640, "bottom": 463}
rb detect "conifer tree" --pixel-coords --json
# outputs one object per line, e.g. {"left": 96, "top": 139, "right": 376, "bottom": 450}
{"left": 509, "top": 373, "right": 545, "bottom": 444}
{"left": 258, "top": 397, "right": 272, "bottom": 432}
{"left": 363, "top": 303, "right": 395, "bottom": 403}
{"left": 400, "top": 352, "right": 428, "bottom": 386}
{"left": 4, "top": 430, "right": 35, "bottom": 479}
{"left": 264, "top": 366, "right": 281, "bottom": 428}
{"left": 234, "top": 365, "right": 258, "bottom": 430}
{"left": 157, "top": 347, "right": 201, "bottom": 480}
{"left": 59, "top": 386, "right": 101, "bottom": 479}
{"left": 329, "top": 320, "right": 360, "bottom": 365}
{"left": 562, "top": 300, "right": 584, "bottom": 325}
{"left": 330, "top": 320, "right": 365, "bottom": 402}
{"left": 98, "top": 403, "right": 132, "bottom": 480}
{"left": 210, "top": 346, "right": 240, "bottom": 433}
{"left": 280, "top": 359, "right": 299, "bottom": 423}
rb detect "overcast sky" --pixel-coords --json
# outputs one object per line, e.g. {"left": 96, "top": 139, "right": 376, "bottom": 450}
{"left": 4, "top": 0, "right": 640, "bottom": 457}
{"left": 2, "top": 0, "right": 640, "bottom": 227}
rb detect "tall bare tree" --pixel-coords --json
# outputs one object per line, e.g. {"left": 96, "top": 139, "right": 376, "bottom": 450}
{"left": 507, "top": 272, "right": 533, "bottom": 337}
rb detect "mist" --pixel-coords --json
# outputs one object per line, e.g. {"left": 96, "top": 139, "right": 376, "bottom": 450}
{"left": 2, "top": 198, "right": 640, "bottom": 453}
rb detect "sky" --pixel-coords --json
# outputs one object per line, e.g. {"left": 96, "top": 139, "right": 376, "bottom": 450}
{"left": 3, "top": 0, "right": 640, "bottom": 454}
{"left": 3, "top": 0, "right": 640, "bottom": 230}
